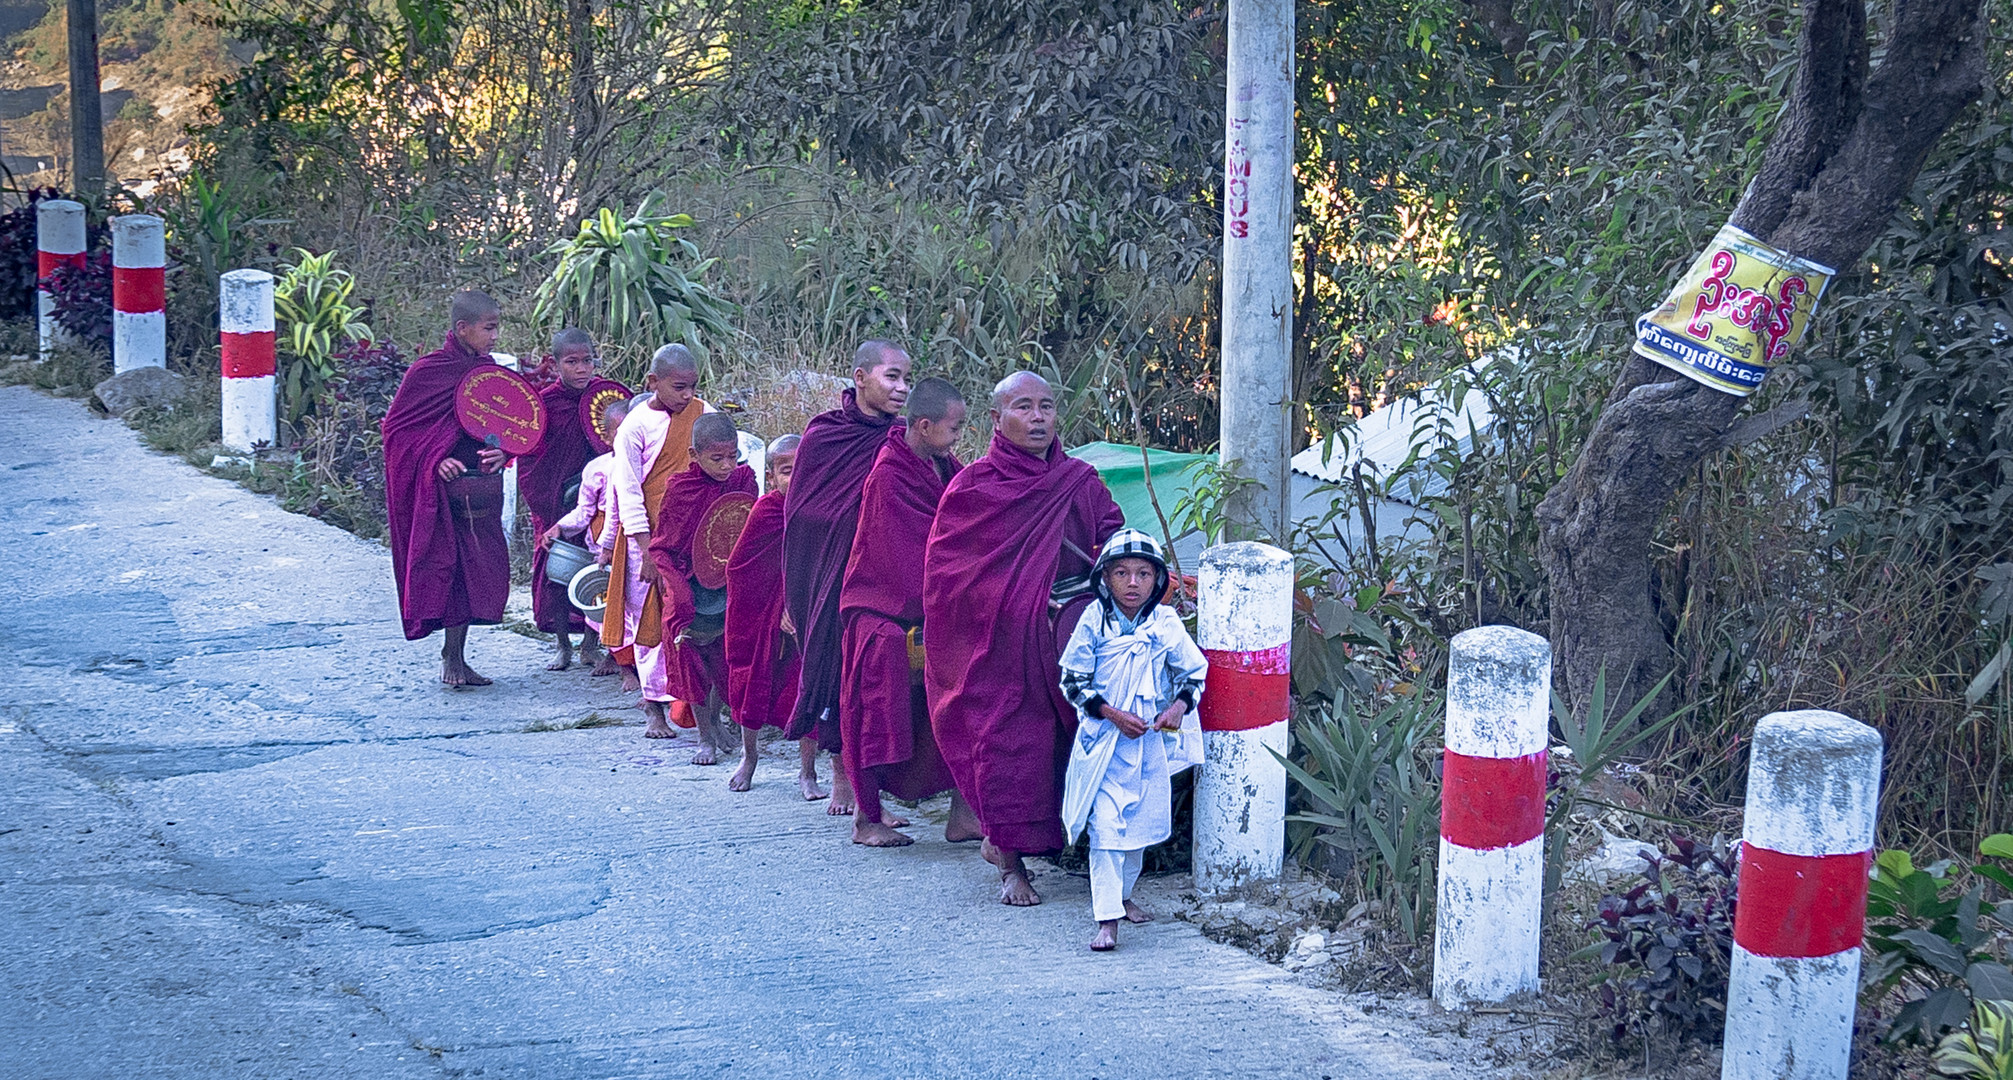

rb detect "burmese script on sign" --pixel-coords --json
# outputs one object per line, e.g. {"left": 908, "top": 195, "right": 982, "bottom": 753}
{"left": 456, "top": 366, "right": 548, "bottom": 456}
{"left": 1633, "top": 223, "right": 1835, "bottom": 396}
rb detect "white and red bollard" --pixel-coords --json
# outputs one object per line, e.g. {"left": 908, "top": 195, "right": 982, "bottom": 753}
{"left": 1722, "top": 710, "right": 1882, "bottom": 1080}
{"left": 1193, "top": 541, "right": 1294, "bottom": 892}
{"left": 112, "top": 214, "right": 167, "bottom": 374}
{"left": 35, "top": 198, "right": 86, "bottom": 359}
{"left": 219, "top": 269, "right": 276, "bottom": 453}
{"left": 1434, "top": 625, "right": 1550, "bottom": 1008}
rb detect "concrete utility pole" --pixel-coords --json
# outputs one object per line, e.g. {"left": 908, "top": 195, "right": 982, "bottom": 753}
{"left": 1218, "top": 0, "right": 1294, "bottom": 543}
{"left": 66, "top": 0, "right": 104, "bottom": 197}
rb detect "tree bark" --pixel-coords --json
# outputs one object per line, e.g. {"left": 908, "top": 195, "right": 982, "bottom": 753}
{"left": 65, "top": 0, "right": 103, "bottom": 196}
{"left": 1535, "top": 0, "right": 1986, "bottom": 715}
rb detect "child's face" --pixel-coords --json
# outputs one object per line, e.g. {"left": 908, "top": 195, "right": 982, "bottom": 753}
{"left": 1103, "top": 557, "right": 1157, "bottom": 617}
{"left": 455, "top": 312, "right": 502, "bottom": 356}
{"left": 695, "top": 439, "right": 738, "bottom": 481}
{"left": 766, "top": 451, "right": 797, "bottom": 496}
{"left": 555, "top": 346, "right": 597, "bottom": 390}
{"left": 912, "top": 402, "right": 967, "bottom": 457}
{"left": 646, "top": 371, "right": 697, "bottom": 413}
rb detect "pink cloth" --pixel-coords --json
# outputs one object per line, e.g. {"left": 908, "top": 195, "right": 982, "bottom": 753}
{"left": 922, "top": 432, "right": 1124, "bottom": 854}
{"left": 380, "top": 333, "right": 510, "bottom": 640}
{"left": 725, "top": 490, "right": 800, "bottom": 731}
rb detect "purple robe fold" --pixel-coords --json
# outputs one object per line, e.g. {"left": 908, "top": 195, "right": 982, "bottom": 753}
{"left": 650, "top": 463, "right": 760, "bottom": 706}
{"left": 726, "top": 491, "right": 799, "bottom": 730}
{"left": 519, "top": 379, "right": 595, "bottom": 634}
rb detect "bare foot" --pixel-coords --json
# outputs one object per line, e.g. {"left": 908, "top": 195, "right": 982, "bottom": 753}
{"left": 1123, "top": 899, "right": 1155, "bottom": 924}
{"left": 1090, "top": 920, "right": 1118, "bottom": 951}
{"left": 883, "top": 812, "right": 911, "bottom": 828}
{"left": 799, "top": 774, "right": 829, "bottom": 802}
{"left": 853, "top": 820, "right": 915, "bottom": 847}
{"left": 944, "top": 790, "right": 982, "bottom": 843}
{"left": 441, "top": 656, "right": 492, "bottom": 687}
{"left": 728, "top": 756, "right": 757, "bottom": 792}
{"left": 619, "top": 666, "right": 642, "bottom": 693}
{"left": 982, "top": 841, "right": 1042, "bottom": 906}
{"left": 590, "top": 654, "right": 620, "bottom": 677}
{"left": 690, "top": 745, "right": 718, "bottom": 766}
{"left": 828, "top": 769, "right": 855, "bottom": 816}
{"left": 643, "top": 702, "right": 674, "bottom": 738}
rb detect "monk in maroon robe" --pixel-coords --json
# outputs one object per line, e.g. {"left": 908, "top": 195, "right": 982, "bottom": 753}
{"left": 520, "top": 328, "right": 605, "bottom": 671}
{"left": 724, "top": 435, "right": 829, "bottom": 798}
{"left": 782, "top": 340, "right": 912, "bottom": 815}
{"left": 381, "top": 290, "right": 513, "bottom": 686}
{"left": 839, "top": 379, "right": 974, "bottom": 847}
{"left": 650, "top": 413, "right": 758, "bottom": 765}
{"left": 923, "top": 371, "right": 1125, "bottom": 905}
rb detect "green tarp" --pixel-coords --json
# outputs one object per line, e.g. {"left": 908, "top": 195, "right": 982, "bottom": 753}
{"left": 1066, "top": 441, "right": 1211, "bottom": 537}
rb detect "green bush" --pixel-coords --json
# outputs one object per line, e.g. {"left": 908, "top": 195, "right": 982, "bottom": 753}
{"left": 274, "top": 249, "right": 372, "bottom": 427}
{"left": 530, "top": 193, "right": 738, "bottom": 371}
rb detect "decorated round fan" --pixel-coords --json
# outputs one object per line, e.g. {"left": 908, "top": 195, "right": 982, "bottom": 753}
{"left": 692, "top": 491, "right": 756, "bottom": 590}
{"left": 455, "top": 365, "right": 547, "bottom": 456}
{"left": 578, "top": 378, "right": 632, "bottom": 454}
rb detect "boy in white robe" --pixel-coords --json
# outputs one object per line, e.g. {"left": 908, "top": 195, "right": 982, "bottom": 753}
{"left": 1059, "top": 528, "right": 1206, "bottom": 952}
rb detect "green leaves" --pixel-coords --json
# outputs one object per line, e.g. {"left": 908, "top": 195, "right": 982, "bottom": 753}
{"left": 531, "top": 193, "right": 738, "bottom": 368}
{"left": 1866, "top": 837, "right": 2013, "bottom": 1043}
{"left": 274, "top": 249, "right": 372, "bottom": 426}
{"left": 1935, "top": 999, "right": 2013, "bottom": 1080}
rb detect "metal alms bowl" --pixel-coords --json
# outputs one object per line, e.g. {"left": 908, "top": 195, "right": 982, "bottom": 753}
{"left": 568, "top": 564, "right": 611, "bottom": 622}
{"left": 545, "top": 538, "right": 595, "bottom": 586}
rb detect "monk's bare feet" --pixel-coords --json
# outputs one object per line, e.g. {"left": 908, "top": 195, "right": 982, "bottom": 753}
{"left": 1091, "top": 920, "right": 1119, "bottom": 951}
{"left": 579, "top": 638, "right": 604, "bottom": 668}
{"left": 619, "top": 666, "right": 642, "bottom": 693}
{"left": 853, "top": 819, "right": 915, "bottom": 847}
{"left": 643, "top": 701, "right": 674, "bottom": 738}
{"left": 546, "top": 640, "right": 573, "bottom": 672}
{"left": 1123, "top": 899, "right": 1155, "bottom": 924}
{"left": 590, "top": 653, "right": 620, "bottom": 677}
{"left": 982, "top": 840, "right": 1042, "bottom": 906}
{"left": 828, "top": 769, "right": 855, "bottom": 816}
{"left": 944, "top": 790, "right": 982, "bottom": 843}
{"left": 690, "top": 744, "right": 718, "bottom": 766}
{"left": 441, "top": 656, "right": 492, "bottom": 687}
{"left": 799, "top": 773, "right": 829, "bottom": 801}
{"left": 729, "top": 755, "right": 757, "bottom": 792}
{"left": 884, "top": 812, "right": 911, "bottom": 828}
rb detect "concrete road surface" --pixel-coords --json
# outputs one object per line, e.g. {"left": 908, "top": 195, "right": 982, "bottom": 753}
{"left": 0, "top": 386, "right": 1481, "bottom": 1079}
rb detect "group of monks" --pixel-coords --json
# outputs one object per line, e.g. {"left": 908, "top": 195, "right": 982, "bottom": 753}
{"left": 383, "top": 291, "right": 1127, "bottom": 906}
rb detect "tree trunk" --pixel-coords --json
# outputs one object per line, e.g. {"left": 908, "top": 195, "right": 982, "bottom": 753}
{"left": 65, "top": 0, "right": 103, "bottom": 197}
{"left": 1536, "top": 0, "right": 1986, "bottom": 715}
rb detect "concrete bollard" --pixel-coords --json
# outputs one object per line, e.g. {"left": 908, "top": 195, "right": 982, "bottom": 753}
{"left": 1722, "top": 710, "right": 1882, "bottom": 1080}
{"left": 35, "top": 199, "right": 86, "bottom": 359}
{"left": 1193, "top": 541, "right": 1294, "bottom": 893}
{"left": 1434, "top": 625, "right": 1550, "bottom": 1008}
{"left": 111, "top": 214, "right": 166, "bottom": 374}
{"left": 219, "top": 270, "right": 276, "bottom": 453}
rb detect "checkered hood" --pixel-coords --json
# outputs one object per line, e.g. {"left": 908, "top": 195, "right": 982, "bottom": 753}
{"left": 1091, "top": 528, "right": 1171, "bottom": 625}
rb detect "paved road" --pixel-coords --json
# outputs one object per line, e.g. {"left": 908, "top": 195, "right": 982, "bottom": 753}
{"left": 0, "top": 386, "right": 1472, "bottom": 1079}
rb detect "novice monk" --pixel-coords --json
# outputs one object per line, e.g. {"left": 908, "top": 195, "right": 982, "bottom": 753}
{"left": 649, "top": 413, "right": 757, "bottom": 765}
{"left": 1059, "top": 529, "right": 1206, "bottom": 951}
{"left": 923, "top": 370, "right": 1125, "bottom": 906}
{"left": 547, "top": 396, "right": 629, "bottom": 670}
{"left": 724, "top": 435, "right": 828, "bottom": 797}
{"left": 520, "top": 328, "right": 606, "bottom": 671}
{"left": 838, "top": 378, "right": 974, "bottom": 847}
{"left": 381, "top": 290, "right": 513, "bottom": 687}
{"left": 782, "top": 340, "right": 912, "bottom": 814}
{"left": 603, "top": 345, "right": 712, "bottom": 735}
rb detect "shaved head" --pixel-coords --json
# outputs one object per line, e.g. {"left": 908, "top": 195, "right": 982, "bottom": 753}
{"left": 853, "top": 339, "right": 908, "bottom": 374}
{"left": 693, "top": 412, "right": 739, "bottom": 452}
{"left": 991, "top": 370, "right": 1050, "bottom": 410}
{"left": 767, "top": 433, "right": 802, "bottom": 456}
{"left": 907, "top": 377, "right": 965, "bottom": 423}
{"left": 651, "top": 343, "right": 700, "bottom": 378}
{"left": 551, "top": 327, "right": 594, "bottom": 355}
{"left": 450, "top": 289, "right": 500, "bottom": 329}
{"left": 990, "top": 370, "right": 1057, "bottom": 455}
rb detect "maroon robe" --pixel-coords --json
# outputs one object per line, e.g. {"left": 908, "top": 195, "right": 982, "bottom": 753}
{"left": 518, "top": 378, "right": 595, "bottom": 634}
{"left": 650, "top": 463, "right": 759, "bottom": 705}
{"left": 725, "top": 490, "right": 799, "bottom": 730}
{"left": 782, "top": 388, "right": 903, "bottom": 748}
{"left": 838, "top": 427, "right": 960, "bottom": 823}
{"left": 922, "top": 432, "right": 1125, "bottom": 854}
{"left": 381, "top": 333, "right": 511, "bottom": 641}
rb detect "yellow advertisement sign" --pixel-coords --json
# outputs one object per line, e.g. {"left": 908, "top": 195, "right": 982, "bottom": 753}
{"left": 1633, "top": 223, "right": 1835, "bottom": 396}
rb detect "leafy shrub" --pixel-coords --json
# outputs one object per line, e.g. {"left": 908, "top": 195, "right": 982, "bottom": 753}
{"left": 275, "top": 249, "right": 372, "bottom": 425}
{"left": 1937, "top": 999, "right": 2013, "bottom": 1080}
{"left": 48, "top": 249, "right": 113, "bottom": 347}
{"left": 531, "top": 193, "right": 738, "bottom": 368}
{"left": 0, "top": 187, "right": 64, "bottom": 320}
{"left": 1865, "top": 837, "right": 2013, "bottom": 1042}
{"left": 1580, "top": 834, "right": 1738, "bottom": 1045}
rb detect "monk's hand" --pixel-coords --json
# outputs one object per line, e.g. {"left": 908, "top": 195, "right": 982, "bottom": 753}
{"left": 1154, "top": 701, "right": 1188, "bottom": 732}
{"left": 637, "top": 547, "right": 660, "bottom": 586}
{"left": 477, "top": 447, "right": 508, "bottom": 473}
{"left": 593, "top": 546, "right": 611, "bottom": 567}
{"left": 436, "top": 457, "right": 468, "bottom": 481}
{"left": 540, "top": 523, "right": 564, "bottom": 545}
{"left": 779, "top": 611, "right": 796, "bottom": 637}
{"left": 1101, "top": 704, "right": 1149, "bottom": 739}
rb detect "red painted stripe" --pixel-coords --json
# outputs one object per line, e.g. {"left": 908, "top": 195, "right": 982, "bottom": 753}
{"left": 1440, "top": 749, "right": 1547, "bottom": 850}
{"left": 1199, "top": 643, "right": 1291, "bottom": 731}
{"left": 36, "top": 250, "right": 84, "bottom": 281}
{"left": 220, "top": 331, "right": 277, "bottom": 378}
{"left": 112, "top": 266, "right": 165, "bottom": 313}
{"left": 1733, "top": 845, "right": 1871, "bottom": 958}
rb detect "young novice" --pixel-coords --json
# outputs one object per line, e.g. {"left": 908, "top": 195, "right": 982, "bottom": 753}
{"left": 724, "top": 434, "right": 829, "bottom": 796}
{"left": 521, "top": 328, "right": 605, "bottom": 672}
{"left": 649, "top": 412, "right": 758, "bottom": 765}
{"left": 1059, "top": 529, "right": 1207, "bottom": 952}
{"left": 546, "top": 395, "right": 629, "bottom": 673}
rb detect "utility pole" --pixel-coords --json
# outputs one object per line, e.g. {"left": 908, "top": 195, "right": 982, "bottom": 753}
{"left": 67, "top": 0, "right": 104, "bottom": 197}
{"left": 1217, "top": 0, "right": 1294, "bottom": 544}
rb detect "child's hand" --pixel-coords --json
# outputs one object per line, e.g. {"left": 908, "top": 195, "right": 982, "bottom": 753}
{"left": 477, "top": 447, "right": 508, "bottom": 472}
{"left": 436, "top": 457, "right": 468, "bottom": 481}
{"left": 593, "top": 545, "right": 611, "bottom": 567}
{"left": 1100, "top": 704, "right": 1148, "bottom": 739}
{"left": 1154, "top": 700, "right": 1188, "bottom": 732}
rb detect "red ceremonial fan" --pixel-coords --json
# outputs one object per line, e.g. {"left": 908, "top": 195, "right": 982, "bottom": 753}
{"left": 693, "top": 491, "right": 756, "bottom": 590}
{"left": 456, "top": 365, "right": 547, "bottom": 456}
{"left": 579, "top": 378, "right": 632, "bottom": 455}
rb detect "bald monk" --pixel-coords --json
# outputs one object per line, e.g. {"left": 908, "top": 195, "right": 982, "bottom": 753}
{"left": 923, "top": 371, "right": 1125, "bottom": 905}
{"left": 838, "top": 378, "right": 976, "bottom": 847}
{"left": 649, "top": 413, "right": 758, "bottom": 765}
{"left": 724, "top": 435, "right": 829, "bottom": 797}
{"left": 381, "top": 290, "right": 514, "bottom": 686}
{"left": 603, "top": 344, "right": 712, "bottom": 736}
{"left": 782, "top": 340, "right": 912, "bottom": 815}
{"left": 519, "top": 328, "right": 607, "bottom": 672}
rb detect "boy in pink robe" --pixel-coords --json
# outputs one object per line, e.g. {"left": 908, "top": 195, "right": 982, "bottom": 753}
{"left": 544, "top": 397, "right": 628, "bottom": 662}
